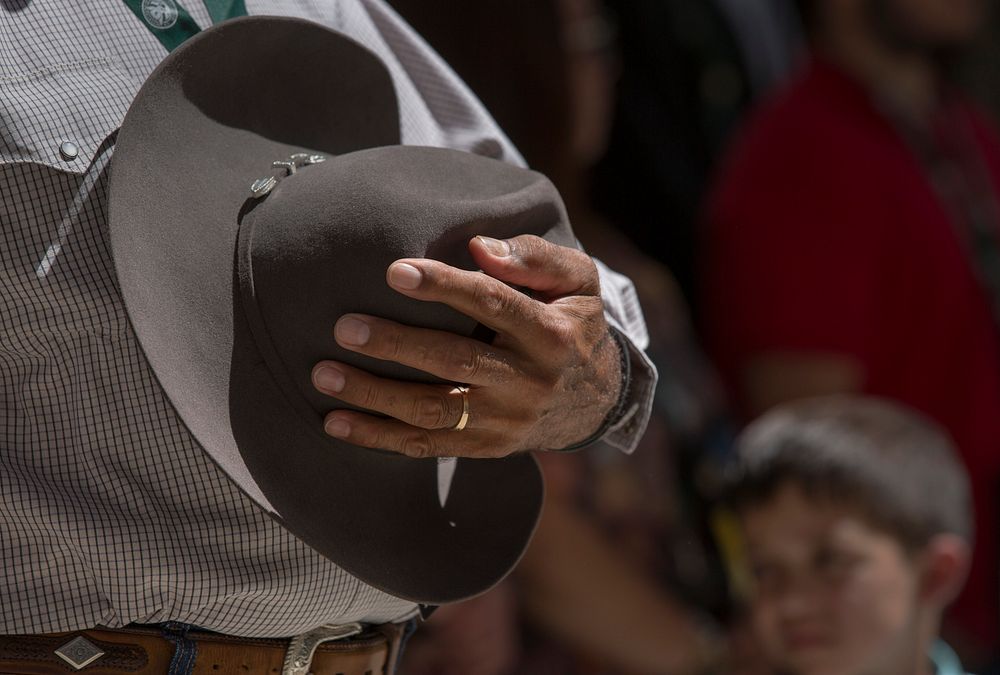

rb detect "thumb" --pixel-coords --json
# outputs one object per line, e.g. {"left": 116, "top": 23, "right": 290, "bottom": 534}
{"left": 469, "top": 234, "right": 600, "bottom": 299}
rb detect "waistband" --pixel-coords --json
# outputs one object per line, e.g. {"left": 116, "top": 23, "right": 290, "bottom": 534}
{"left": 0, "top": 620, "right": 412, "bottom": 674}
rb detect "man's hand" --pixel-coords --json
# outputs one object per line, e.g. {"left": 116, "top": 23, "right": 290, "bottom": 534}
{"left": 310, "top": 234, "right": 623, "bottom": 458}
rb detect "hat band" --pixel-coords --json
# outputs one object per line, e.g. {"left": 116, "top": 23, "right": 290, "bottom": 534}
{"left": 234, "top": 197, "right": 334, "bottom": 446}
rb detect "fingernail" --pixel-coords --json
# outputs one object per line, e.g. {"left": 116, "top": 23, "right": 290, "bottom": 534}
{"left": 325, "top": 417, "right": 350, "bottom": 438}
{"left": 314, "top": 366, "right": 345, "bottom": 393}
{"left": 335, "top": 317, "right": 370, "bottom": 346}
{"left": 388, "top": 262, "right": 422, "bottom": 290}
{"left": 477, "top": 236, "right": 509, "bottom": 257}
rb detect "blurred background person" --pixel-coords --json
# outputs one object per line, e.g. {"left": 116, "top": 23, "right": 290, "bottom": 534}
{"left": 390, "top": 0, "right": 739, "bottom": 672}
{"left": 592, "top": 0, "right": 803, "bottom": 310}
{"left": 961, "top": 6, "right": 1000, "bottom": 118}
{"left": 701, "top": 0, "right": 1000, "bottom": 668}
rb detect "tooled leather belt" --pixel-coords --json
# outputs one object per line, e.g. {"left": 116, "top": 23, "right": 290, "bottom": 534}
{"left": 0, "top": 621, "right": 408, "bottom": 674}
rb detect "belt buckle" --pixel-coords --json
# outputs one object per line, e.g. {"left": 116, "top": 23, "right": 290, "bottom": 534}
{"left": 281, "top": 621, "right": 363, "bottom": 675}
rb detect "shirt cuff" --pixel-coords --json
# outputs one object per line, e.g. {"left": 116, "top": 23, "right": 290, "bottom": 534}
{"left": 599, "top": 327, "right": 656, "bottom": 454}
{"left": 594, "top": 257, "right": 657, "bottom": 454}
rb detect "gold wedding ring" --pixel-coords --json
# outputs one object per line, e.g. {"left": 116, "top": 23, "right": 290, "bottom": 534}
{"left": 451, "top": 386, "right": 470, "bottom": 431}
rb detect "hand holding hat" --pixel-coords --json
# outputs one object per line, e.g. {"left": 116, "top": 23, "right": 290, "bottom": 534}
{"left": 312, "top": 232, "right": 623, "bottom": 459}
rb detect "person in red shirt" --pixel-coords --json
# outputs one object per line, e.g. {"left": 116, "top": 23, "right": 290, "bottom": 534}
{"left": 702, "top": 0, "right": 1000, "bottom": 666}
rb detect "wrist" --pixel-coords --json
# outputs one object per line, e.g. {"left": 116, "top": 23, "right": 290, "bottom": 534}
{"left": 556, "top": 326, "right": 631, "bottom": 452}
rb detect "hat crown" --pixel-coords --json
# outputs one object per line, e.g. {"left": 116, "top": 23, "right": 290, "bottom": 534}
{"left": 237, "top": 145, "right": 574, "bottom": 425}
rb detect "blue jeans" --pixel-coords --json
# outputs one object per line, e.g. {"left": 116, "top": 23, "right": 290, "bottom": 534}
{"left": 392, "top": 617, "right": 419, "bottom": 673}
{"left": 157, "top": 622, "right": 197, "bottom": 675}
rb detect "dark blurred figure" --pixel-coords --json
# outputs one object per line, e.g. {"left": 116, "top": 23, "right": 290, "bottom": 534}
{"left": 961, "top": 4, "right": 1000, "bottom": 119}
{"left": 702, "top": 0, "right": 1000, "bottom": 667}
{"left": 390, "top": 0, "right": 734, "bottom": 673}
{"left": 592, "top": 0, "right": 803, "bottom": 309}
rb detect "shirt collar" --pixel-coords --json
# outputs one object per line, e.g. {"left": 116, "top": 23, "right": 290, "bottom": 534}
{"left": 930, "top": 640, "right": 967, "bottom": 675}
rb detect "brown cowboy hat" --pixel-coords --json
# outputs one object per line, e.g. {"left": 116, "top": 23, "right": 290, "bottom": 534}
{"left": 107, "top": 16, "right": 577, "bottom": 603}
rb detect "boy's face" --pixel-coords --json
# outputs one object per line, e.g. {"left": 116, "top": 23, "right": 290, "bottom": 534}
{"left": 741, "top": 483, "right": 922, "bottom": 675}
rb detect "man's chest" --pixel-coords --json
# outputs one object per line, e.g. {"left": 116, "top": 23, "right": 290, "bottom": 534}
{"left": 0, "top": 2, "right": 221, "bottom": 342}
{"left": 0, "top": 1, "right": 175, "bottom": 172}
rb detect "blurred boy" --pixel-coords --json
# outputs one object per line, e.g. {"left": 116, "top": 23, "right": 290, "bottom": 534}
{"left": 727, "top": 396, "right": 973, "bottom": 675}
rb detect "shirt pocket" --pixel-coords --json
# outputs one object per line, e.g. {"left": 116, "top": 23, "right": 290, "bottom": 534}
{"left": 0, "top": 57, "right": 140, "bottom": 175}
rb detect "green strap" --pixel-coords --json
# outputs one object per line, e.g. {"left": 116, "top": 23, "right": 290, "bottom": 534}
{"left": 122, "top": 0, "right": 248, "bottom": 52}
{"left": 203, "top": 0, "right": 248, "bottom": 25}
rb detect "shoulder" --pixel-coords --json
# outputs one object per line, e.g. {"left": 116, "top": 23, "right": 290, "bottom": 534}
{"left": 707, "top": 59, "right": 897, "bottom": 231}
{"left": 721, "top": 59, "right": 887, "bottom": 183}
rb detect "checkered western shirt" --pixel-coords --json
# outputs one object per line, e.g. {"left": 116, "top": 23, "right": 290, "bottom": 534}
{"left": 0, "top": 0, "right": 655, "bottom": 638}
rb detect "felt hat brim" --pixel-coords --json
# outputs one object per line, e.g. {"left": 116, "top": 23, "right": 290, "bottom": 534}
{"left": 108, "top": 16, "right": 564, "bottom": 603}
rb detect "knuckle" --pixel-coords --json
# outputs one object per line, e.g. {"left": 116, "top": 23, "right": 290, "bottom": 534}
{"left": 411, "top": 393, "right": 451, "bottom": 429}
{"left": 526, "top": 373, "right": 559, "bottom": 407}
{"left": 511, "top": 234, "right": 545, "bottom": 258}
{"left": 366, "top": 424, "right": 397, "bottom": 452}
{"left": 454, "top": 342, "right": 486, "bottom": 381}
{"left": 492, "top": 430, "right": 536, "bottom": 457}
{"left": 345, "top": 419, "right": 378, "bottom": 449}
{"left": 512, "top": 406, "right": 542, "bottom": 433}
{"left": 527, "top": 391, "right": 550, "bottom": 420}
{"left": 388, "top": 330, "right": 408, "bottom": 361}
{"left": 502, "top": 379, "right": 543, "bottom": 418}
{"left": 545, "top": 316, "right": 579, "bottom": 350}
{"left": 409, "top": 341, "right": 432, "bottom": 370}
{"left": 471, "top": 442, "right": 490, "bottom": 459}
{"left": 581, "top": 295, "right": 605, "bottom": 319}
{"left": 477, "top": 280, "right": 511, "bottom": 320}
{"left": 570, "top": 245, "right": 595, "bottom": 268}
{"left": 578, "top": 256, "right": 601, "bottom": 292}
{"left": 399, "top": 430, "right": 437, "bottom": 459}
{"left": 358, "top": 383, "right": 381, "bottom": 411}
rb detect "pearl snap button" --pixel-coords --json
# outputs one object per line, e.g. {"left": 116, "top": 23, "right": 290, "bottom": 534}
{"left": 59, "top": 141, "right": 79, "bottom": 161}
